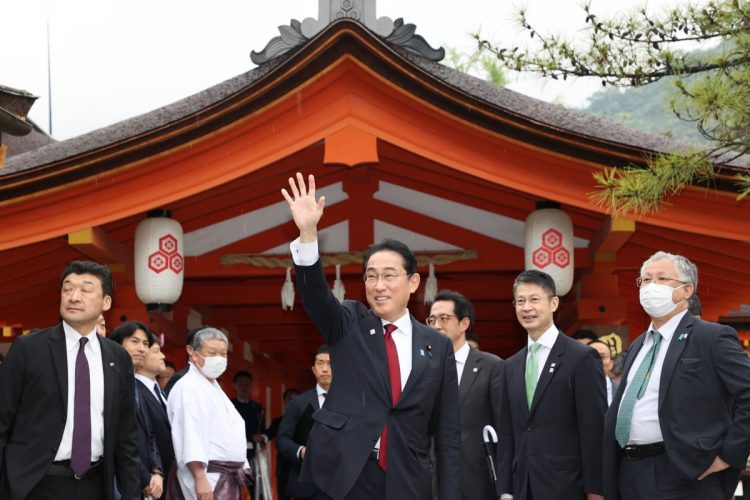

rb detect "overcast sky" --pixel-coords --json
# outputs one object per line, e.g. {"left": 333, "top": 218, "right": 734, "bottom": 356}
{"left": 2, "top": 0, "right": 686, "bottom": 140}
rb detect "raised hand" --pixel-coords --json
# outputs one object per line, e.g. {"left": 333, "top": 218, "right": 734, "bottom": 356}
{"left": 281, "top": 172, "right": 326, "bottom": 242}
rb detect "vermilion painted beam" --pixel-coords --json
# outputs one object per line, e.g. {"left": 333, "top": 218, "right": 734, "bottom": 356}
{"left": 68, "top": 226, "right": 134, "bottom": 282}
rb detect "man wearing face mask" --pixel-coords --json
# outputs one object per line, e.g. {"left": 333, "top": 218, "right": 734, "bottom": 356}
{"left": 603, "top": 251, "right": 750, "bottom": 500}
{"left": 167, "top": 327, "right": 251, "bottom": 500}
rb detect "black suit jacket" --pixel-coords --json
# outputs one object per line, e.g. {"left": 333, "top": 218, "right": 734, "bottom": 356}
{"left": 136, "top": 378, "right": 175, "bottom": 497}
{"left": 135, "top": 383, "right": 162, "bottom": 488}
{"left": 295, "top": 260, "right": 461, "bottom": 500}
{"left": 603, "top": 314, "right": 750, "bottom": 499}
{"left": 457, "top": 348, "right": 504, "bottom": 500}
{"left": 277, "top": 387, "right": 320, "bottom": 498}
{"left": 498, "top": 332, "right": 606, "bottom": 500}
{"left": 0, "top": 324, "right": 141, "bottom": 500}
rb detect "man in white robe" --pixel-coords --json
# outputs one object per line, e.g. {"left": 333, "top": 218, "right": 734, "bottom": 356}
{"left": 167, "top": 328, "right": 250, "bottom": 500}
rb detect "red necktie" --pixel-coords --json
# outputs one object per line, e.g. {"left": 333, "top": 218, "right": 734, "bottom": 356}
{"left": 379, "top": 323, "right": 401, "bottom": 471}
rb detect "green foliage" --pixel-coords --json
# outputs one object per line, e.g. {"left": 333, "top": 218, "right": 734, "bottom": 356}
{"left": 444, "top": 47, "right": 508, "bottom": 87}
{"left": 476, "top": 0, "right": 750, "bottom": 215}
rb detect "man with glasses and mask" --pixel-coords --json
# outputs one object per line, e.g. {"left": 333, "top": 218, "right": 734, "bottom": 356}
{"left": 282, "top": 173, "right": 460, "bottom": 500}
{"left": 603, "top": 251, "right": 750, "bottom": 500}
{"left": 428, "top": 290, "right": 504, "bottom": 499}
{"left": 498, "top": 269, "right": 606, "bottom": 500}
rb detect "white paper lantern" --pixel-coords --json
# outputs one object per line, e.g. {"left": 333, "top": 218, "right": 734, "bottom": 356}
{"left": 524, "top": 204, "right": 574, "bottom": 296}
{"left": 134, "top": 210, "right": 184, "bottom": 311}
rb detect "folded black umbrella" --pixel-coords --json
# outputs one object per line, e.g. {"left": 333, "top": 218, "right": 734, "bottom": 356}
{"left": 483, "top": 425, "right": 501, "bottom": 498}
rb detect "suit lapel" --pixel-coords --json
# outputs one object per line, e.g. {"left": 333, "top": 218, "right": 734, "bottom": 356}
{"left": 658, "top": 313, "right": 693, "bottom": 409}
{"left": 458, "top": 348, "right": 480, "bottom": 407}
{"left": 361, "top": 313, "right": 391, "bottom": 399}
{"left": 529, "top": 333, "right": 566, "bottom": 417}
{"left": 400, "top": 320, "right": 430, "bottom": 403}
{"left": 49, "top": 324, "right": 68, "bottom": 411}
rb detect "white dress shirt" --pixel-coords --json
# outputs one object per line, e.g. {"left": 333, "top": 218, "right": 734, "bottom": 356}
{"left": 526, "top": 324, "right": 559, "bottom": 383}
{"left": 621, "top": 309, "right": 687, "bottom": 445}
{"left": 606, "top": 377, "right": 614, "bottom": 406}
{"left": 454, "top": 341, "right": 470, "bottom": 385}
{"left": 316, "top": 383, "right": 327, "bottom": 409}
{"left": 56, "top": 321, "right": 105, "bottom": 462}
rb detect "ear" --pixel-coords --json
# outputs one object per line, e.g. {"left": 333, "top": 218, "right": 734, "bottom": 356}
{"left": 102, "top": 295, "right": 112, "bottom": 312}
{"left": 408, "top": 273, "right": 421, "bottom": 293}
{"left": 550, "top": 296, "right": 560, "bottom": 312}
{"left": 459, "top": 316, "right": 470, "bottom": 334}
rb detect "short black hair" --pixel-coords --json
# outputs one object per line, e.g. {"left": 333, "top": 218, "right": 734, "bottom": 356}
{"left": 572, "top": 329, "right": 598, "bottom": 342}
{"left": 110, "top": 321, "right": 154, "bottom": 347}
{"left": 588, "top": 339, "right": 611, "bottom": 356}
{"left": 432, "top": 289, "right": 475, "bottom": 333}
{"left": 688, "top": 294, "right": 703, "bottom": 316}
{"left": 513, "top": 269, "right": 557, "bottom": 297}
{"left": 233, "top": 370, "right": 253, "bottom": 383}
{"left": 61, "top": 260, "right": 113, "bottom": 297}
{"left": 313, "top": 344, "right": 330, "bottom": 365}
{"left": 283, "top": 388, "right": 300, "bottom": 400}
{"left": 362, "top": 238, "right": 417, "bottom": 275}
{"left": 164, "top": 360, "right": 176, "bottom": 370}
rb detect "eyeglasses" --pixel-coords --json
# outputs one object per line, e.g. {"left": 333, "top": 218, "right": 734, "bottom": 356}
{"left": 636, "top": 276, "right": 688, "bottom": 288}
{"left": 363, "top": 272, "right": 407, "bottom": 284}
{"left": 425, "top": 314, "right": 458, "bottom": 326}
{"left": 512, "top": 296, "right": 548, "bottom": 308}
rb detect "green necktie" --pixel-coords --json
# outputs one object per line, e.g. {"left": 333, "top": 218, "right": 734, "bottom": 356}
{"left": 615, "top": 331, "right": 663, "bottom": 447}
{"left": 525, "top": 343, "right": 542, "bottom": 409}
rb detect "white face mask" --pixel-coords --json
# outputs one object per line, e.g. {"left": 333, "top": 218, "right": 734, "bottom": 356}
{"left": 196, "top": 352, "right": 227, "bottom": 379}
{"left": 639, "top": 283, "right": 685, "bottom": 318}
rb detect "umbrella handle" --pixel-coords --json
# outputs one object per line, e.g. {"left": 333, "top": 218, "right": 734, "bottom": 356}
{"left": 483, "top": 424, "right": 498, "bottom": 443}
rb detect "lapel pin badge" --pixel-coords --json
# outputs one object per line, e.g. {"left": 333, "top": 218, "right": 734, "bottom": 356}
{"left": 109, "top": 362, "right": 115, "bottom": 367}
{"left": 419, "top": 349, "right": 426, "bottom": 357}
{"left": 549, "top": 363, "right": 556, "bottom": 373}
{"left": 369, "top": 329, "right": 376, "bottom": 335}
{"left": 473, "top": 367, "right": 478, "bottom": 373}
{"left": 678, "top": 333, "right": 689, "bottom": 341}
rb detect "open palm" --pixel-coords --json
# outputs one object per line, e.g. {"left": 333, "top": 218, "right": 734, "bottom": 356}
{"left": 281, "top": 172, "right": 326, "bottom": 239}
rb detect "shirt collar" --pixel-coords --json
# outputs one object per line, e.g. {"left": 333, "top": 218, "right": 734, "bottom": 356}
{"left": 382, "top": 309, "right": 412, "bottom": 337}
{"left": 316, "top": 384, "right": 328, "bottom": 397}
{"left": 454, "top": 341, "right": 470, "bottom": 364}
{"left": 62, "top": 320, "right": 99, "bottom": 351}
{"left": 648, "top": 309, "right": 688, "bottom": 342}
{"left": 135, "top": 373, "right": 157, "bottom": 387}
{"left": 527, "top": 323, "right": 558, "bottom": 349}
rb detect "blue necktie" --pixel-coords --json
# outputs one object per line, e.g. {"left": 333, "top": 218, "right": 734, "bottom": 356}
{"left": 615, "top": 331, "right": 663, "bottom": 447}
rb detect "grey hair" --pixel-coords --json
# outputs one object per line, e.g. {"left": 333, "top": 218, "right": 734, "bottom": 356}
{"left": 640, "top": 251, "right": 698, "bottom": 288}
{"left": 191, "top": 327, "right": 228, "bottom": 351}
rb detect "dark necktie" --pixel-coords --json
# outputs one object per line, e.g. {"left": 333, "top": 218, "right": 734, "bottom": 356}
{"left": 379, "top": 323, "right": 401, "bottom": 471}
{"left": 71, "top": 337, "right": 91, "bottom": 477}
{"left": 320, "top": 392, "right": 326, "bottom": 408}
{"left": 154, "top": 382, "right": 167, "bottom": 411}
